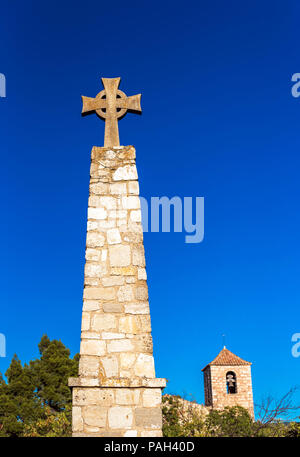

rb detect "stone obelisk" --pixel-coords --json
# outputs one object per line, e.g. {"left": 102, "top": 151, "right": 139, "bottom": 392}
{"left": 69, "top": 77, "right": 166, "bottom": 437}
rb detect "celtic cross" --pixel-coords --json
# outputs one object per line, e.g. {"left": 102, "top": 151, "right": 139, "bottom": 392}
{"left": 81, "top": 77, "right": 142, "bottom": 147}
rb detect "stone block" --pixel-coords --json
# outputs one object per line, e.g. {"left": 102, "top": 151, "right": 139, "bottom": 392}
{"left": 103, "top": 303, "right": 123, "bottom": 313}
{"left": 84, "top": 287, "right": 116, "bottom": 300}
{"left": 79, "top": 356, "right": 99, "bottom": 377}
{"left": 72, "top": 406, "right": 83, "bottom": 432}
{"left": 130, "top": 210, "right": 142, "bottom": 222}
{"left": 126, "top": 277, "right": 136, "bottom": 284}
{"left": 119, "top": 316, "right": 139, "bottom": 334}
{"left": 108, "top": 406, "right": 133, "bottom": 428}
{"left": 111, "top": 266, "right": 136, "bottom": 276}
{"left": 88, "top": 196, "right": 101, "bottom": 207}
{"left": 84, "top": 277, "right": 99, "bottom": 286}
{"left": 135, "top": 285, "right": 148, "bottom": 301}
{"left": 81, "top": 312, "right": 90, "bottom": 331}
{"left": 107, "top": 339, "right": 134, "bottom": 353}
{"left": 80, "top": 340, "right": 106, "bottom": 356}
{"left": 103, "top": 149, "right": 116, "bottom": 159}
{"left": 98, "top": 220, "right": 116, "bottom": 229}
{"left": 128, "top": 220, "right": 143, "bottom": 234}
{"left": 86, "top": 233, "right": 105, "bottom": 249}
{"left": 117, "top": 285, "right": 134, "bottom": 302}
{"left": 112, "top": 165, "right": 138, "bottom": 181}
{"left": 85, "top": 263, "right": 103, "bottom": 278}
{"left": 135, "top": 335, "right": 153, "bottom": 353}
{"left": 109, "top": 245, "right": 131, "bottom": 267}
{"left": 85, "top": 248, "right": 101, "bottom": 262}
{"left": 73, "top": 388, "right": 113, "bottom": 406}
{"left": 120, "top": 353, "right": 136, "bottom": 370}
{"left": 135, "top": 408, "right": 162, "bottom": 429}
{"left": 124, "top": 302, "right": 149, "bottom": 315}
{"left": 90, "top": 182, "right": 108, "bottom": 195}
{"left": 92, "top": 314, "right": 117, "bottom": 331}
{"left": 128, "top": 181, "right": 139, "bottom": 195}
{"left": 83, "top": 300, "right": 100, "bottom": 311}
{"left": 109, "top": 210, "right": 127, "bottom": 219}
{"left": 83, "top": 406, "right": 107, "bottom": 427}
{"left": 102, "top": 276, "right": 124, "bottom": 287}
{"left": 110, "top": 182, "right": 127, "bottom": 195}
{"left": 132, "top": 246, "right": 145, "bottom": 266}
{"left": 137, "top": 268, "right": 147, "bottom": 280}
{"left": 87, "top": 220, "right": 98, "bottom": 231}
{"left": 88, "top": 207, "right": 107, "bottom": 220}
{"left": 115, "top": 389, "right": 134, "bottom": 405}
{"left": 142, "top": 389, "right": 161, "bottom": 407}
{"left": 118, "top": 146, "right": 136, "bottom": 160}
{"left": 134, "top": 354, "right": 155, "bottom": 377}
{"left": 121, "top": 196, "right": 140, "bottom": 209}
{"left": 101, "top": 356, "right": 119, "bottom": 377}
{"left": 140, "top": 315, "right": 151, "bottom": 332}
{"left": 99, "top": 196, "right": 117, "bottom": 210}
{"left": 107, "top": 228, "right": 121, "bottom": 245}
{"left": 123, "top": 232, "right": 143, "bottom": 244}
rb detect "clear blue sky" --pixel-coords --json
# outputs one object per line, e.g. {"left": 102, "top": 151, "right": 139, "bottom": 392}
{"left": 1, "top": 0, "right": 300, "bottom": 415}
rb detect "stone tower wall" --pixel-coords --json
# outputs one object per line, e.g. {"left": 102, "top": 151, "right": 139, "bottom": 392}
{"left": 69, "top": 145, "right": 165, "bottom": 437}
{"left": 203, "top": 365, "right": 254, "bottom": 418}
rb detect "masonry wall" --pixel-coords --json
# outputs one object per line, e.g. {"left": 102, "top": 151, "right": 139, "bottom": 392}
{"left": 69, "top": 146, "right": 165, "bottom": 437}
{"left": 204, "top": 365, "right": 254, "bottom": 418}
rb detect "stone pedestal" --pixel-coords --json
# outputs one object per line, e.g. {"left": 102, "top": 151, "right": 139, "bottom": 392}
{"left": 69, "top": 146, "right": 166, "bottom": 437}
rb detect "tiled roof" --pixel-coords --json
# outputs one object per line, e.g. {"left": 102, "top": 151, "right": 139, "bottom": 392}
{"left": 202, "top": 347, "right": 252, "bottom": 371}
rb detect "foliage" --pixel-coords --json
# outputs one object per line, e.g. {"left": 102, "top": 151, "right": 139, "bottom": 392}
{"left": 162, "top": 395, "right": 207, "bottom": 437}
{"left": 162, "top": 395, "right": 186, "bottom": 437}
{"left": 205, "top": 406, "right": 254, "bottom": 437}
{"left": 0, "top": 335, "right": 78, "bottom": 437}
{"left": 285, "top": 421, "right": 300, "bottom": 438}
{"left": 29, "top": 335, "right": 79, "bottom": 413}
{"left": 0, "top": 355, "right": 43, "bottom": 436}
{"left": 162, "top": 394, "right": 300, "bottom": 438}
{"left": 23, "top": 406, "right": 72, "bottom": 437}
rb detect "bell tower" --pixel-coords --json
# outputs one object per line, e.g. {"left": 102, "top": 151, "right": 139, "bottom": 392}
{"left": 202, "top": 347, "right": 254, "bottom": 418}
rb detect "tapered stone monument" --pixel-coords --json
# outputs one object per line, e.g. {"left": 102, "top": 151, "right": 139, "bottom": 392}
{"left": 68, "top": 77, "right": 166, "bottom": 437}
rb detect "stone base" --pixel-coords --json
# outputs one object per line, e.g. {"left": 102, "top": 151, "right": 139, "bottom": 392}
{"left": 69, "top": 377, "right": 166, "bottom": 437}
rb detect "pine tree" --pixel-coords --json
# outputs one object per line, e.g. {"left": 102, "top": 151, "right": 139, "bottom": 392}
{"left": 0, "top": 336, "right": 79, "bottom": 436}
{"left": 29, "top": 335, "right": 79, "bottom": 412}
{"left": 0, "top": 355, "right": 43, "bottom": 436}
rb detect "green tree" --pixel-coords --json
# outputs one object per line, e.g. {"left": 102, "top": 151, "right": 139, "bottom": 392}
{"left": 285, "top": 421, "right": 300, "bottom": 438}
{"left": 162, "top": 395, "right": 184, "bottom": 437}
{"left": 0, "top": 336, "right": 79, "bottom": 437}
{"left": 205, "top": 406, "right": 254, "bottom": 437}
{"left": 29, "top": 335, "right": 79, "bottom": 413}
{"left": 23, "top": 406, "right": 72, "bottom": 437}
{"left": 162, "top": 394, "right": 206, "bottom": 437}
{"left": 0, "top": 355, "right": 43, "bottom": 436}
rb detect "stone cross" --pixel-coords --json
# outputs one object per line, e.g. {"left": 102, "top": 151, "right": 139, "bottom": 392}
{"left": 82, "top": 77, "right": 142, "bottom": 147}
